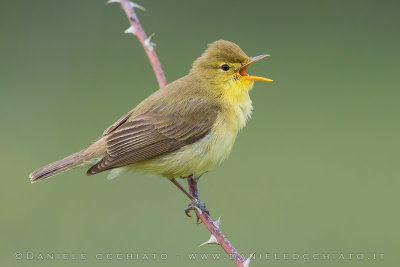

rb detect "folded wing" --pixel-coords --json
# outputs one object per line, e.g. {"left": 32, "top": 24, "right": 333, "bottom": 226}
{"left": 87, "top": 103, "right": 218, "bottom": 175}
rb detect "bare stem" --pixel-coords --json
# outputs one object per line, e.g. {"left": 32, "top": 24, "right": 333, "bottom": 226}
{"left": 111, "top": 1, "right": 251, "bottom": 266}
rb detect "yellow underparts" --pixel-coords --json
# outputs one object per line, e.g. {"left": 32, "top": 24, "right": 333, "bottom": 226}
{"left": 129, "top": 78, "right": 254, "bottom": 179}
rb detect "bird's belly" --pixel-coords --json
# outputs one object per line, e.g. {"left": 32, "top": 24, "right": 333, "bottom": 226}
{"left": 130, "top": 99, "right": 251, "bottom": 179}
{"left": 131, "top": 124, "right": 238, "bottom": 178}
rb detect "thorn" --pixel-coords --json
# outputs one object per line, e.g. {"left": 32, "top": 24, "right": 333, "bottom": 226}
{"left": 144, "top": 33, "right": 155, "bottom": 51}
{"left": 198, "top": 216, "right": 222, "bottom": 247}
{"left": 214, "top": 216, "right": 221, "bottom": 228}
{"left": 129, "top": 1, "right": 146, "bottom": 11}
{"left": 124, "top": 26, "right": 136, "bottom": 35}
{"left": 199, "top": 234, "right": 218, "bottom": 247}
{"left": 106, "top": 0, "right": 120, "bottom": 4}
{"left": 243, "top": 252, "right": 256, "bottom": 267}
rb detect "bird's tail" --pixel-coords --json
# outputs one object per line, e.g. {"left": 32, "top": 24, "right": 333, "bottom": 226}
{"left": 29, "top": 139, "right": 105, "bottom": 183}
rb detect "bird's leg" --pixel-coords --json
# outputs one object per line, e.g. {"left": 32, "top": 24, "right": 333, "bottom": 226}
{"left": 170, "top": 176, "right": 209, "bottom": 222}
{"left": 170, "top": 178, "right": 195, "bottom": 201}
{"left": 185, "top": 174, "right": 209, "bottom": 223}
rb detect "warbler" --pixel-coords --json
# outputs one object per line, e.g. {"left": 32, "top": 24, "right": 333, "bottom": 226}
{"left": 29, "top": 40, "right": 272, "bottom": 206}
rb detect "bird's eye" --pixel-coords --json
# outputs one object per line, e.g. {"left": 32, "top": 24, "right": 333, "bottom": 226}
{"left": 221, "top": 64, "right": 230, "bottom": 71}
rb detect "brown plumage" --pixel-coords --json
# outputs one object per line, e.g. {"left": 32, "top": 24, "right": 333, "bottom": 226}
{"left": 87, "top": 100, "right": 218, "bottom": 175}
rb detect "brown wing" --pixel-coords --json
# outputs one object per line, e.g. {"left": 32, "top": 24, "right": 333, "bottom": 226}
{"left": 87, "top": 105, "right": 218, "bottom": 175}
{"left": 101, "top": 110, "right": 133, "bottom": 136}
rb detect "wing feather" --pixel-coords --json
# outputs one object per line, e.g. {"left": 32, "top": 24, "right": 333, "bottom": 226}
{"left": 87, "top": 101, "right": 218, "bottom": 175}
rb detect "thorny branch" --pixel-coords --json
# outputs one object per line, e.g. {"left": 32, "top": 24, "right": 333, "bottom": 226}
{"left": 107, "top": 1, "right": 254, "bottom": 266}
{"left": 108, "top": 0, "right": 167, "bottom": 88}
{"left": 187, "top": 177, "right": 254, "bottom": 267}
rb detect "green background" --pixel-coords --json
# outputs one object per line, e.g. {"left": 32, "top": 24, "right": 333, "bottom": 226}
{"left": 1, "top": 0, "right": 399, "bottom": 266}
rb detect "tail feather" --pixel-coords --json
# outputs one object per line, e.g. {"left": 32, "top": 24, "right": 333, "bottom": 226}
{"left": 29, "top": 150, "right": 88, "bottom": 183}
{"left": 29, "top": 139, "right": 106, "bottom": 183}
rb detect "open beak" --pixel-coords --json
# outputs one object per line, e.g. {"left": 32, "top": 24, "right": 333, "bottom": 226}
{"left": 239, "top": 54, "right": 273, "bottom": 82}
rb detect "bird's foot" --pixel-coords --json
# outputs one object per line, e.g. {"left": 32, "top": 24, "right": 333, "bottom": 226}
{"left": 185, "top": 198, "right": 209, "bottom": 223}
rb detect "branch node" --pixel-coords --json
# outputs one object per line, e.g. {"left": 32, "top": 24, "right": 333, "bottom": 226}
{"left": 124, "top": 26, "right": 136, "bottom": 35}
{"left": 144, "top": 33, "right": 156, "bottom": 51}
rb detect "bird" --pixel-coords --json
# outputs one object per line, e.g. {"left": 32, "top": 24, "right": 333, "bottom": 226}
{"left": 29, "top": 40, "right": 272, "bottom": 213}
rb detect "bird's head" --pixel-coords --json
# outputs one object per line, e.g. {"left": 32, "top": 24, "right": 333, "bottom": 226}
{"left": 191, "top": 40, "right": 272, "bottom": 95}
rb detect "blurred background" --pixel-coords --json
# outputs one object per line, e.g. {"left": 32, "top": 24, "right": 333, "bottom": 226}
{"left": 1, "top": 0, "right": 399, "bottom": 266}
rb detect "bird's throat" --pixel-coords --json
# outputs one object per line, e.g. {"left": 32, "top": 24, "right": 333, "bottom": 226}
{"left": 220, "top": 79, "right": 254, "bottom": 105}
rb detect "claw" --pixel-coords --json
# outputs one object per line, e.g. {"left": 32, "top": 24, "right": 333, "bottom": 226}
{"left": 184, "top": 198, "right": 209, "bottom": 221}
{"left": 185, "top": 207, "right": 193, "bottom": 218}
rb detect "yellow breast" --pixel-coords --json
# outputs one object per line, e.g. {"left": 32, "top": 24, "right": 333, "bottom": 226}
{"left": 131, "top": 81, "right": 254, "bottom": 178}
